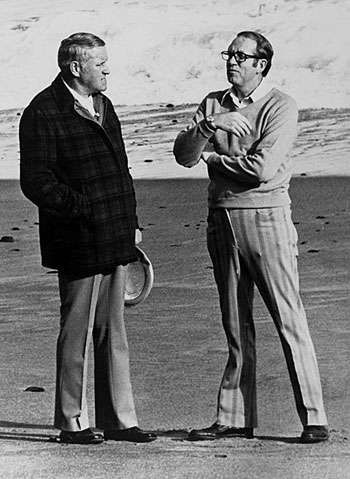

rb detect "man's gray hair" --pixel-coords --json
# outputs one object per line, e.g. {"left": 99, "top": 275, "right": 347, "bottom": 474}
{"left": 58, "top": 32, "right": 105, "bottom": 77}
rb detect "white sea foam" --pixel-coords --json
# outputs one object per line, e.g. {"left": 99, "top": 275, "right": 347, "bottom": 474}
{"left": 0, "top": 0, "right": 348, "bottom": 110}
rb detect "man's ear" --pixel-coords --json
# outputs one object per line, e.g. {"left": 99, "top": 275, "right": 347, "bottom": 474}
{"left": 70, "top": 61, "right": 81, "bottom": 78}
{"left": 257, "top": 58, "right": 267, "bottom": 75}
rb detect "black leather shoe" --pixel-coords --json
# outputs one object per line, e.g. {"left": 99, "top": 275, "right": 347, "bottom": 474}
{"left": 104, "top": 426, "right": 157, "bottom": 443}
{"left": 300, "top": 425, "right": 329, "bottom": 443}
{"left": 189, "top": 423, "right": 254, "bottom": 441}
{"left": 59, "top": 428, "right": 104, "bottom": 444}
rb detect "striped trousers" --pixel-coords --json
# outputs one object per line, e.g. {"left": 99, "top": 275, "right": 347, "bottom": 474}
{"left": 207, "top": 206, "right": 327, "bottom": 428}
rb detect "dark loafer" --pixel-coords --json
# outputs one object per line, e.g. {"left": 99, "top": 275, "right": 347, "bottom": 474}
{"left": 104, "top": 426, "right": 157, "bottom": 443}
{"left": 300, "top": 425, "right": 329, "bottom": 443}
{"left": 189, "top": 423, "right": 254, "bottom": 441}
{"left": 59, "top": 428, "right": 104, "bottom": 444}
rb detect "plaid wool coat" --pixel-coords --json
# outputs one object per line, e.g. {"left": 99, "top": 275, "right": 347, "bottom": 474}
{"left": 19, "top": 75, "right": 138, "bottom": 277}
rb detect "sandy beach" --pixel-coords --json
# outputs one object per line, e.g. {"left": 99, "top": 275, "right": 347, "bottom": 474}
{"left": 0, "top": 106, "right": 350, "bottom": 478}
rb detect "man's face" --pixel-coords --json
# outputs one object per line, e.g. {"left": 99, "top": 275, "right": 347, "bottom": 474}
{"left": 78, "top": 46, "right": 110, "bottom": 94}
{"left": 226, "top": 36, "right": 261, "bottom": 88}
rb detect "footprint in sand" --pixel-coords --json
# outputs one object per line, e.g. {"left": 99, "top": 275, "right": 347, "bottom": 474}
{"left": 0, "top": 236, "right": 14, "bottom": 242}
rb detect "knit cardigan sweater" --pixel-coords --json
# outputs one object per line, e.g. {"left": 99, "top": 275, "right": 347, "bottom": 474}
{"left": 173, "top": 88, "right": 298, "bottom": 209}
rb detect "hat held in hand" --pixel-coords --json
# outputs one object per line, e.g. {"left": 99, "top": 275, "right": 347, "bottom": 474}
{"left": 125, "top": 247, "right": 154, "bottom": 306}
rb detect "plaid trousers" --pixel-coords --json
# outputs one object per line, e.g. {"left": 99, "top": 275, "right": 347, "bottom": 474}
{"left": 207, "top": 206, "right": 327, "bottom": 428}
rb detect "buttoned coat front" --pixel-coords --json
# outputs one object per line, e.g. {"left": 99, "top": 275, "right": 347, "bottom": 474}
{"left": 20, "top": 75, "right": 138, "bottom": 277}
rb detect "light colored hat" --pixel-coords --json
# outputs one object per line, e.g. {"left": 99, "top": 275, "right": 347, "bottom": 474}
{"left": 125, "top": 246, "right": 154, "bottom": 306}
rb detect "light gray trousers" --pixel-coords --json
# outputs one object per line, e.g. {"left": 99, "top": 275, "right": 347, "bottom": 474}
{"left": 207, "top": 206, "right": 327, "bottom": 428}
{"left": 54, "top": 266, "right": 138, "bottom": 432}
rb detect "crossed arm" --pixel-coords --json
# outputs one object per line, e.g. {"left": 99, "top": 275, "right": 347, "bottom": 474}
{"left": 173, "top": 98, "right": 298, "bottom": 184}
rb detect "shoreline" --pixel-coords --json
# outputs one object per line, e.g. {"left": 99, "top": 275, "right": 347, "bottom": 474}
{"left": 1, "top": 105, "right": 350, "bottom": 180}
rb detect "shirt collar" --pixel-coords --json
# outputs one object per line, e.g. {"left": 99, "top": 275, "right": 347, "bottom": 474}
{"left": 62, "top": 78, "right": 96, "bottom": 116}
{"left": 222, "top": 79, "right": 274, "bottom": 107}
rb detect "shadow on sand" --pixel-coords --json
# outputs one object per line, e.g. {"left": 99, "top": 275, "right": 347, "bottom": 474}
{"left": 0, "top": 422, "right": 299, "bottom": 444}
{"left": 156, "top": 429, "right": 299, "bottom": 444}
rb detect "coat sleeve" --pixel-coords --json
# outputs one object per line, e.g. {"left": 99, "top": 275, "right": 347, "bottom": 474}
{"left": 19, "top": 106, "right": 91, "bottom": 222}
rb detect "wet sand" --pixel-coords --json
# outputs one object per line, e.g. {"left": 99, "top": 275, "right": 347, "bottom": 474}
{"left": 0, "top": 174, "right": 349, "bottom": 479}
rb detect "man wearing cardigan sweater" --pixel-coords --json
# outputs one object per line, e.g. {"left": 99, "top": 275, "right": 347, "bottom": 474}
{"left": 20, "top": 33, "right": 156, "bottom": 445}
{"left": 173, "top": 31, "right": 328, "bottom": 443}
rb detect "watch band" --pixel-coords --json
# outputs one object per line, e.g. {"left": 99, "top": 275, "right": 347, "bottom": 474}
{"left": 205, "top": 114, "right": 217, "bottom": 131}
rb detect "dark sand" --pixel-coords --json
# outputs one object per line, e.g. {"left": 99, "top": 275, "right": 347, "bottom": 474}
{"left": 0, "top": 176, "right": 349, "bottom": 478}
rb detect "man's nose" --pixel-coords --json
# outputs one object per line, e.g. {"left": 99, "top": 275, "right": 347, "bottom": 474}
{"left": 103, "top": 65, "right": 110, "bottom": 75}
{"left": 228, "top": 55, "right": 238, "bottom": 65}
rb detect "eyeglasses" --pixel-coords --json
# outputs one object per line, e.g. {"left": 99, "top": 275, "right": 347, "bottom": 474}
{"left": 221, "top": 51, "right": 261, "bottom": 63}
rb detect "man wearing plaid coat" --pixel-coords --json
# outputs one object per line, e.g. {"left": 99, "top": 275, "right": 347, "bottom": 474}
{"left": 19, "top": 32, "right": 157, "bottom": 445}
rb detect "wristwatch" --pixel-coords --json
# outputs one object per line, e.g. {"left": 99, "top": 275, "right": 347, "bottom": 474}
{"left": 205, "top": 114, "right": 217, "bottom": 131}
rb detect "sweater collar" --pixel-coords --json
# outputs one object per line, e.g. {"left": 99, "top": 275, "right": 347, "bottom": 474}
{"left": 221, "top": 80, "right": 274, "bottom": 107}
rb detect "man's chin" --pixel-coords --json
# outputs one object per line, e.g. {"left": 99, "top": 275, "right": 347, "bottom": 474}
{"left": 227, "top": 76, "right": 240, "bottom": 87}
{"left": 96, "top": 86, "right": 107, "bottom": 93}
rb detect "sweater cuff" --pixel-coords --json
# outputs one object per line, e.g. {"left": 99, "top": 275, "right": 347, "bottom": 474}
{"left": 198, "top": 118, "right": 216, "bottom": 138}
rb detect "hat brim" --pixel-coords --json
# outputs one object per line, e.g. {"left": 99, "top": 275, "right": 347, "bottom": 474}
{"left": 124, "top": 246, "right": 154, "bottom": 307}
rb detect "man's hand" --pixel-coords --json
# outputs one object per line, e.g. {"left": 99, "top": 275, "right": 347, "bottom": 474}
{"left": 135, "top": 228, "right": 142, "bottom": 245}
{"left": 210, "top": 111, "right": 252, "bottom": 137}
